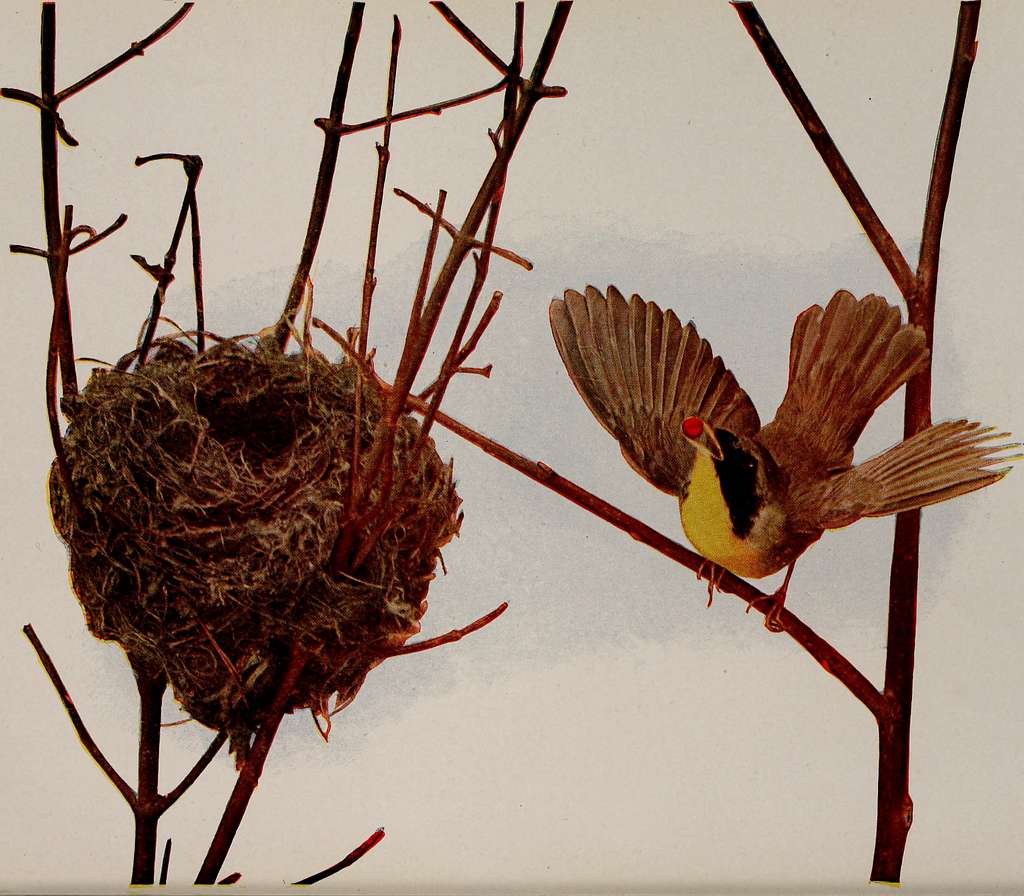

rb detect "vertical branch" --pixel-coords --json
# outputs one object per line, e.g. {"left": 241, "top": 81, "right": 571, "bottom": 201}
{"left": 872, "top": 2, "right": 980, "bottom": 884}
{"left": 38, "top": 2, "right": 78, "bottom": 395}
{"left": 130, "top": 665, "right": 167, "bottom": 885}
{"left": 188, "top": 190, "right": 205, "bottom": 354}
{"left": 273, "top": 3, "right": 365, "bottom": 349}
{"left": 348, "top": 14, "right": 401, "bottom": 553}
{"left": 358, "top": 15, "right": 401, "bottom": 358}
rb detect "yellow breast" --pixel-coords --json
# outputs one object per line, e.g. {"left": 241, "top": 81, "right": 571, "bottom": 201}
{"left": 679, "top": 452, "right": 777, "bottom": 579}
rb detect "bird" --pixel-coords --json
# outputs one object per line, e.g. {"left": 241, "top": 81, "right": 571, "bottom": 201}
{"left": 549, "top": 285, "right": 1018, "bottom": 631}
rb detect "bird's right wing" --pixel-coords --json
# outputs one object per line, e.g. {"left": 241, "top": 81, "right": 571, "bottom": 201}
{"left": 549, "top": 286, "right": 761, "bottom": 495}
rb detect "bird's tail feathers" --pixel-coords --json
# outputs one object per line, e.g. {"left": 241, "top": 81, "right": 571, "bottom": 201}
{"left": 854, "top": 419, "right": 1019, "bottom": 518}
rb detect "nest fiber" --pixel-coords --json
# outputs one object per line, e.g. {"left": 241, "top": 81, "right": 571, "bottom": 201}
{"left": 50, "top": 339, "right": 461, "bottom": 759}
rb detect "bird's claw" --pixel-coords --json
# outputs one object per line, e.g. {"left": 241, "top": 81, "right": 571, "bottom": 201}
{"left": 745, "top": 593, "right": 786, "bottom": 633}
{"left": 696, "top": 560, "right": 725, "bottom": 607}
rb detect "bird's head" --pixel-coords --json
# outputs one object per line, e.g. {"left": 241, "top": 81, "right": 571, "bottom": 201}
{"left": 682, "top": 415, "right": 724, "bottom": 461}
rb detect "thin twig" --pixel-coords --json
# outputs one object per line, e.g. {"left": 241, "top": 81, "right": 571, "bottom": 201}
{"left": 431, "top": 3, "right": 510, "bottom": 76}
{"left": 871, "top": 3, "right": 980, "bottom": 885}
{"left": 54, "top": 4, "right": 194, "bottom": 104}
{"left": 732, "top": 2, "right": 916, "bottom": 301}
{"left": 68, "top": 212, "right": 127, "bottom": 254}
{"left": 22, "top": 624, "right": 137, "bottom": 806}
{"left": 273, "top": 3, "right": 365, "bottom": 350}
{"left": 159, "top": 838, "right": 172, "bottom": 886}
{"left": 349, "top": 14, "right": 402, "bottom": 546}
{"left": 293, "top": 829, "right": 386, "bottom": 886}
{"left": 394, "top": 188, "right": 532, "bottom": 269}
{"left": 134, "top": 154, "right": 203, "bottom": 365}
{"left": 160, "top": 731, "right": 228, "bottom": 811}
{"left": 382, "top": 602, "right": 508, "bottom": 656}
{"left": 358, "top": 15, "right": 401, "bottom": 359}
{"left": 321, "top": 80, "right": 506, "bottom": 137}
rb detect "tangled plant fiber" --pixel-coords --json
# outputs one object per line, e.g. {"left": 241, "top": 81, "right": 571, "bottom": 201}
{"left": 49, "top": 338, "right": 461, "bottom": 760}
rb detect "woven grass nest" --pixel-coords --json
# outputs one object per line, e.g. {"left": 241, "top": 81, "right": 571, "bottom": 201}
{"left": 49, "top": 337, "right": 462, "bottom": 761}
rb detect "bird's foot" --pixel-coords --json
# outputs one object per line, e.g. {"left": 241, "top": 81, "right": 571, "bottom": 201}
{"left": 745, "top": 592, "right": 786, "bottom": 633}
{"left": 696, "top": 560, "right": 725, "bottom": 607}
{"left": 745, "top": 562, "right": 796, "bottom": 633}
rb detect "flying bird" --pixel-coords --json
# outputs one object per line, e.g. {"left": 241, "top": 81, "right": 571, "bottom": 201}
{"left": 549, "top": 286, "right": 1018, "bottom": 630}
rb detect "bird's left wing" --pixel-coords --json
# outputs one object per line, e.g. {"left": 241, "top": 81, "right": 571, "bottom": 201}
{"left": 549, "top": 286, "right": 761, "bottom": 495}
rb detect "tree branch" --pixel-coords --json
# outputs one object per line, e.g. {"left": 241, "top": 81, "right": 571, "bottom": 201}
{"left": 293, "top": 828, "right": 386, "bottom": 886}
{"left": 195, "top": 642, "right": 309, "bottom": 884}
{"left": 54, "top": 4, "right": 194, "bottom": 104}
{"left": 381, "top": 601, "right": 508, "bottom": 657}
{"left": 273, "top": 2, "right": 365, "bottom": 349}
{"left": 871, "top": 3, "right": 980, "bottom": 885}
{"left": 133, "top": 153, "right": 203, "bottom": 365}
{"left": 732, "top": 2, "right": 916, "bottom": 301}
{"left": 160, "top": 731, "right": 228, "bottom": 812}
{"left": 22, "top": 624, "right": 137, "bottom": 807}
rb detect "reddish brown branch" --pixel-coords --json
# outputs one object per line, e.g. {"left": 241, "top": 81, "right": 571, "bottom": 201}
{"left": 732, "top": 2, "right": 916, "bottom": 301}
{"left": 407, "top": 397, "right": 886, "bottom": 716}
{"left": 54, "top": 4, "right": 194, "bottom": 104}
{"left": 195, "top": 642, "right": 309, "bottom": 885}
{"left": 394, "top": 188, "right": 533, "bottom": 269}
{"left": 382, "top": 601, "right": 508, "bottom": 657}
{"left": 871, "top": 3, "right": 980, "bottom": 885}
{"left": 130, "top": 664, "right": 166, "bottom": 885}
{"left": 273, "top": 3, "right": 365, "bottom": 349}
{"left": 293, "top": 828, "right": 386, "bottom": 886}
{"left": 22, "top": 624, "right": 137, "bottom": 806}
{"left": 133, "top": 153, "right": 203, "bottom": 365}
{"left": 160, "top": 730, "right": 227, "bottom": 811}
{"left": 431, "top": 3, "right": 510, "bottom": 76}
{"left": 322, "top": 80, "right": 506, "bottom": 136}
{"left": 159, "top": 838, "right": 172, "bottom": 885}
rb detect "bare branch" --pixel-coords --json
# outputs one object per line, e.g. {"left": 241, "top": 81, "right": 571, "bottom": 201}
{"left": 394, "top": 188, "right": 533, "bottom": 269}
{"left": 369, "top": 375, "right": 888, "bottom": 719}
{"left": 293, "top": 828, "right": 386, "bottom": 886}
{"left": 273, "top": 3, "right": 365, "bottom": 350}
{"left": 55, "top": 4, "right": 195, "bottom": 104}
{"left": 732, "top": 2, "right": 916, "bottom": 301}
{"left": 22, "top": 624, "right": 137, "bottom": 807}
{"left": 320, "top": 80, "right": 506, "bottom": 137}
{"left": 159, "top": 839, "right": 172, "bottom": 886}
{"left": 133, "top": 154, "right": 203, "bottom": 365}
{"left": 431, "top": 3, "right": 509, "bottom": 76}
{"left": 69, "top": 212, "right": 128, "bottom": 254}
{"left": 195, "top": 643, "right": 309, "bottom": 884}
{"left": 872, "top": 3, "right": 981, "bottom": 884}
{"left": 382, "top": 602, "right": 508, "bottom": 657}
{"left": 159, "top": 731, "right": 228, "bottom": 811}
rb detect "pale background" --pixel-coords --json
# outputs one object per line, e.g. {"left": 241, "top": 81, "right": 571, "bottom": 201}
{"left": 0, "top": 1, "right": 1021, "bottom": 893}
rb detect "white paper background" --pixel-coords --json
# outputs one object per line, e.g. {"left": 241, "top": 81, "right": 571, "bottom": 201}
{"left": 0, "top": 2, "right": 1021, "bottom": 893}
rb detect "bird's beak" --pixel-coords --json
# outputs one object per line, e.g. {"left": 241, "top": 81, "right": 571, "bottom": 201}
{"left": 684, "top": 419, "right": 724, "bottom": 462}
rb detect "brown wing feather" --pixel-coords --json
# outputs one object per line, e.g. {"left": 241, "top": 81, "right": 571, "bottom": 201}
{"left": 759, "top": 290, "right": 929, "bottom": 481}
{"left": 550, "top": 286, "right": 761, "bottom": 494}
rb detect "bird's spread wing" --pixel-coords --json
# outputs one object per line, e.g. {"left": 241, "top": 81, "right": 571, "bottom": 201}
{"left": 549, "top": 285, "right": 761, "bottom": 494}
{"left": 758, "top": 290, "right": 929, "bottom": 479}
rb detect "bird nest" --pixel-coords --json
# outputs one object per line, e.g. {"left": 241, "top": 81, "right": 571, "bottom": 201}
{"left": 49, "top": 338, "right": 462, "bottom": 760}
